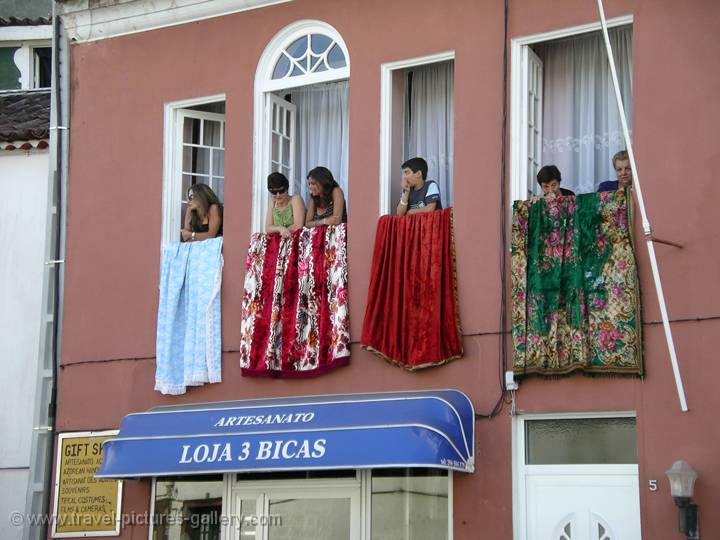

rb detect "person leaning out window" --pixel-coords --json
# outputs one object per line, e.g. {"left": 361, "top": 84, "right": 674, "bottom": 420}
{"left": 181, "top": 183, "right": 223, "bottom": 242}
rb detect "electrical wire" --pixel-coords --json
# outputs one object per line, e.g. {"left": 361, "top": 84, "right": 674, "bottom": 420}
{"left": 477, "top": 0, "right": 510, "bottom": 419}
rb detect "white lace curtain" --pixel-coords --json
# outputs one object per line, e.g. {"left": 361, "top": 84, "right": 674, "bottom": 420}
{"left": 536, "top": 26, "right": 632, "bottom": 194}
{"left": 287, "top": 80, "right": 350, "bottom": 202}
{"left": 405, "top": 61, "right": 455, "bottom": 207}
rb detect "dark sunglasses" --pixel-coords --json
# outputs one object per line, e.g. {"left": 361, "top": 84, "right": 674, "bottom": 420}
{"left": 269, "top": 187, "right": 288, "bottom": 195}
{"left": 187, "top": 192, "right": 194, "bottom": 200}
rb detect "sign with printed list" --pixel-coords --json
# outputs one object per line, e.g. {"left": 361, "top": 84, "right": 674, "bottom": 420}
{"left": 52, "top": 431, "right": 122, "bottom": 537}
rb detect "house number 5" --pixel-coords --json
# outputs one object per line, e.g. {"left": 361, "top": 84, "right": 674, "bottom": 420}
{"left": 648, "top": 480, "right": 658, "bottom": 491}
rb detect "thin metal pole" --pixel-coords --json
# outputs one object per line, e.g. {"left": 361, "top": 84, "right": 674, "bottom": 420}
{"left": 596, "top": 0, "right": 688, "bottom": 411}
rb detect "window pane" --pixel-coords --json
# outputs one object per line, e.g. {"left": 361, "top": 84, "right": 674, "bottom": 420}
{"left": 212, "top": 149, "right": 224, "bottom": 177}
{"left": 327, "top": 44, "right": 347, "bottom": 69}
{"left": 33, "top": 47, "right": 52, "bottom": 88}
{"left": 525, "top": 417, "right": 637, "bottom": 465}
{"left": 285, "top": 36, "right": 308, "bottom": 59}
{"left": 237, "top": 498, "right": 258, "bottom": 539}
{"left": 0, "top": 47, "right": 21, "bottom": 90}
{"left": 281, "top": 137, "right": 290, "bottom": 167}
{"left": 183, "top": 117, "right": 200, "bottom": 144}
{"left": 187, "top": 147, "right": 210, "bottom": 175}
{"left": 311, "top": 34, "right": 332, "bottom": 54}
{"left": 272, "top": 133, "right": 280, "bottom": 162}
{"left": 272, "top": 54, "right": 291, "bottom": 80}
{"left": 153, "top": 476, "right": 223, "bottom": 540}
{"left": 268, "top": 498, "right": 350, "bottom": 540}
{"left": 371, "top": 469, "right": 448, "bottom": 540}
{"left": 212, "top": 178, "right": 224, "bottom": 202}
{"left": 204, "top": 120, "right": 222, "bottom": 147}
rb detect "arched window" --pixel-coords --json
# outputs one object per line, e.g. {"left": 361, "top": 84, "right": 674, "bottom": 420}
{"left": 252, "top": 21, "right": 350, "bottom": 231}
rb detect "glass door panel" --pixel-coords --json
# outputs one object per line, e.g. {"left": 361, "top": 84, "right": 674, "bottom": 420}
{"left": 267, "top": 497, "right": 351, "bottom": 540}
{"left": 231, "top": 496, "right": 260, "bottom": 540}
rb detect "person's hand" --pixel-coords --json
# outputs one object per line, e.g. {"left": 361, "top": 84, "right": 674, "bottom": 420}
{"left": 544, "top": 191, "right": 557, "bottom": 202}
{"left": 181, "top": 229, "right": 192, "bottom": 241}
{"left": 279, "top": 227, "right": 291, "bottom": 238}
{"left": 401, "top": 177, "right": 410, "bottom": 191}
{"left": 529, "top": 195, "right": 541, "bottom": 204}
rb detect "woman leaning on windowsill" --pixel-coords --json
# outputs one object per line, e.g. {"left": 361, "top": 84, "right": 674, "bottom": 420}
{"left": 305, "top": 166, "right": 347, "bottom": 228}
{"left": 265, "top": 172, "right": 306, "bottom": 237}
{"left": 181, "top": 183, "right": 223, "bottom": 242}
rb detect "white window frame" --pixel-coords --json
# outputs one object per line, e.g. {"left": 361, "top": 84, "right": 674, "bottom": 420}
{"left": 2, "top": 39, "right": 51, "bottom": 90}
{"left": 511, "top": 411, "right": 637, "bottom": 540}
{"left": 161, "top": 93, "right": 226, "bottom": 246}
{"left": 378, "top": 51, "right": 454, "bottom": 216}
{"left": 252, "top": 20, "right": 350, "bottom": 232}
{"left": 509, "top": 15, "right": 634, "bottom": 203}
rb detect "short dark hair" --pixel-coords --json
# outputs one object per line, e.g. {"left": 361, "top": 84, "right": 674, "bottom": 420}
{"left": 267, "top": 172, "right": 289, "bottom": 191}
{"left": 401, "top": 157, "right": 428, "bottom": 180}
{"left": 537, "top": 165, "right": 562, "bottom": 185}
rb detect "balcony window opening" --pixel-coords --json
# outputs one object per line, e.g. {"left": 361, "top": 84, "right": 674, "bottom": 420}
{"left": 176, "top": 101, "right": 226, "bottom": 242}
{"left": 254, "top": 22, "right": 350, "bottom": 232}
{"left": 269, "top": 79, "right": 349, "bottom": 207}
{"left": 521, "top": 25, "right": 632, "bottom": 199}
{"left": 386, "top": 59, "right": 454, "bottom": 214}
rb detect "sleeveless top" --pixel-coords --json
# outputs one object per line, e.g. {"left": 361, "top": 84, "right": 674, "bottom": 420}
{"left": 312, "top": 194, "right": 348, "bottom": 224}
{"left": 191, "top": 205, "right": 223, "bottom": 236}
{"left": 272, "top": 201, "right": 295, "bottom": 227}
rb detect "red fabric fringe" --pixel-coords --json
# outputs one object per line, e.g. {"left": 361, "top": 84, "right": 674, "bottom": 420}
{"left": 361, "top": 208, "right": 463, "bottom": 370}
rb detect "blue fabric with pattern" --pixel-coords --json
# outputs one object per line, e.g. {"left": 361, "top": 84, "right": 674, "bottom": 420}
{"left": 155, "top": 237, "right": 223, "bottom": 394}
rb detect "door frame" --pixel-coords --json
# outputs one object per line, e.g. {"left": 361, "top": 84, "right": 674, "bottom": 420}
{"left": 229, "top": 474, "right": 361, "bottom": 540}
{"left": 512, "top": 411, "right": 637, "bottom": 540}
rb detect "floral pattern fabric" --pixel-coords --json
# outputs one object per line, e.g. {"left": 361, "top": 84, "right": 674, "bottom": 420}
{"left": 240, "top": 224, "right": 350, "bottom": 377}
{"left": 511, "top": 189, "right": 642, "bottom": 377}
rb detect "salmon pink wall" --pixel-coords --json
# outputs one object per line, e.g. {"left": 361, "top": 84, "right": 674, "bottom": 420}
{"left": 57, "top": 0, "right": 720, "bottom": 538}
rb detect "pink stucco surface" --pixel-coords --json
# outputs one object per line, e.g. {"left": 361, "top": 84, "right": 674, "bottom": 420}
{"left": 57, "top": 0, "right": 720, "bottom": 538}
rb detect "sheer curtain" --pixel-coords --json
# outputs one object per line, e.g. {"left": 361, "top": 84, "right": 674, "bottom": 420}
{"left": 287, "top": 80, "right": 350, "bottom": 202}
{"left": 405, "top": 61, "right": 454, "bottom": 206}
{"left": 536, "top": 26, "right": 632, "bottom": 194}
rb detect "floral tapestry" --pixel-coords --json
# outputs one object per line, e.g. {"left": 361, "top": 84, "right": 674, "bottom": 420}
{"left": 511, "top": 189, "right": 642, "bottom": 377}
{"left": 240, "top": 224, "right": 350, "bottom": 377}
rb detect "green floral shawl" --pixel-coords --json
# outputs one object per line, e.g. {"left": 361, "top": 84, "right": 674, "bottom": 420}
{"left": 511, "top": 189, "right": 643, "bottom": 377}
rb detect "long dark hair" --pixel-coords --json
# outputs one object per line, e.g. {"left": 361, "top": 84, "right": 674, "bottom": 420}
{"left": 187, "top": 183, "right": 222, "bottom": 231}
{"left": 307, "top": 166, "right": 339, "bottom": 208}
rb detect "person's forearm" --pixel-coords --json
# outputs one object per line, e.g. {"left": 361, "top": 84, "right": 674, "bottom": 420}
{"left": 406, "top": 204, "right": 436, "bottom": 215}
{"left": 397, "top": 189, "right": 410, "bottom": 215}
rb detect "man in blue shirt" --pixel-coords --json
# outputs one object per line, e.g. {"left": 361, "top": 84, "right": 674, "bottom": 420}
{"left": 397, "top": 157, "right": 442, "bottom": 215}
{"left": 598, "top": 150, "right": 633, "bottom": 192}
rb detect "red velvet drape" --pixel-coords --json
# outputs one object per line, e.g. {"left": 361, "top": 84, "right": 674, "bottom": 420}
{"left": 361, "top": 208, "right": 463, "bottom": 369}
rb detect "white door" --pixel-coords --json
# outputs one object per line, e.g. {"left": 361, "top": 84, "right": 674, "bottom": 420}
{"left": 521, "top": 46, "right": 543, "bottom": 198}
{"left": 266, "top": 93, "right": 296, "bottom": 184}
{"left": 526, "top": 468, "right": 641, "bottom": 540}
{"left": 516, "top": 415, "right": 642, "bottom": 540}
{"left": 231, "top": 486, "right": 360, "bottom": 540}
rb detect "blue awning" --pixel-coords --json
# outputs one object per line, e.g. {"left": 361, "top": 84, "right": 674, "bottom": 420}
{"left": 97, "top": 390, "right": 475, "bottom": 477}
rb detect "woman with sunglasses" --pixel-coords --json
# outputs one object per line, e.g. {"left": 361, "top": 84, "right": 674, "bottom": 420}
{"left": 265, "top": 172, "right": 306, "bottom": 237}
{"left": 181, "top": 183, "right": 223, "bottom": 242}
{"left": 305, "top": 166, "right": 346, "bottom": 228}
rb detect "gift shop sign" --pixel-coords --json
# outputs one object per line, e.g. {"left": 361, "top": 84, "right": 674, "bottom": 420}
{"left": 52, "top": 431, "right": 122, "bottom": 537}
